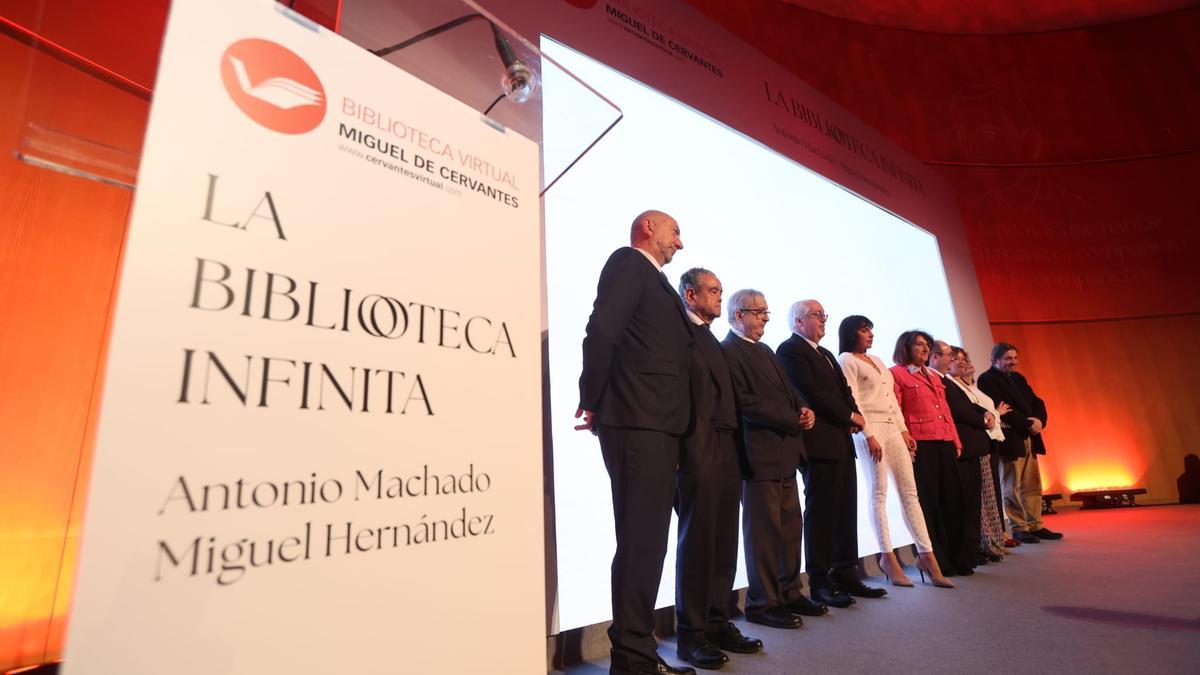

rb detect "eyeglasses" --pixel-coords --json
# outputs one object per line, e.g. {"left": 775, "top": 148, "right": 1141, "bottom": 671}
{"left": 739, "top": 308, "right": 770, "bottom": 318}
{"left": 806, "top": 312, "right": 829, "bottom": 322}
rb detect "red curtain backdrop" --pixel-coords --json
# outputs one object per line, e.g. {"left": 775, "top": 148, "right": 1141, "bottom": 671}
{"left": 685, "top": 0, "right": 1200, "bottom": 500}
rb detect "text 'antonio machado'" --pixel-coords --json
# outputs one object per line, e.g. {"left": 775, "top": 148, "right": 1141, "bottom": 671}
{"left": 155, "top": 464, "right": 495, "bottom": 586}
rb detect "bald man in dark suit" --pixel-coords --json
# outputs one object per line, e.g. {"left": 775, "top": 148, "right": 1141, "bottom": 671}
{"left": 577, "top": 210, "right": 695, "bottom": 675}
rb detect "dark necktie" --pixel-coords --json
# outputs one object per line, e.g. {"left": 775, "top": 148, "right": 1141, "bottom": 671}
{"left": 815, "top": 343, "right": 837, "bottom": 371}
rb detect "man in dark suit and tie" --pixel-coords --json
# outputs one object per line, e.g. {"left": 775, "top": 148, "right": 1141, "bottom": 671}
{"left": 576, "top": 210, "right": 695, "bottom": 675}
{"left": 719, "top": 289, "right": 824, "bottom": 632}
{"left": 977, "top": 342, "right": 1063, "bottom": 544}
{"left": 776, "top": 299, "right": 886, "bottom": 607}
{"left": 931, "top": 340, "right": 991, "bottom": 573}
{"left": 673, "top": 269, "right": 763, "bottom": 670}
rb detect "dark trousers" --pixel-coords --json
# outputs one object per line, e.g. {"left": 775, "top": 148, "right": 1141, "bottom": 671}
{"left": 955, "top": 455, "right": 983, "bottom": 571}
{"left": 741, "top": 475, "right": 804, "bottom": 613}
{"left": 598, "top": 426, "right": 680, "bottom": 669}
{"left": 800, "top": 457, "right": 859, "bottom": 587}
{"left": 675, "top": 430, "right": 740, "bottom": 645}
{"left": 913, "top": 440, "right": 963, "bottom": 574}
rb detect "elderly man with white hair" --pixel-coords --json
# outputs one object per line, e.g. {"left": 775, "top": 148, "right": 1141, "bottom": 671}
{"left": 776, "top": 299, "right": 886, "bottom": 607}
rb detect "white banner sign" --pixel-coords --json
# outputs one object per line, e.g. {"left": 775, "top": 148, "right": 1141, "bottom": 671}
{"left": 64, "top": 1, "right": 544, "bottom": 672}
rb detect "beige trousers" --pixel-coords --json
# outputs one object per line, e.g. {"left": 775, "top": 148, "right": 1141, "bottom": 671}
{"left": 1000, "top": 438, "right": 1044, "bottom": 534}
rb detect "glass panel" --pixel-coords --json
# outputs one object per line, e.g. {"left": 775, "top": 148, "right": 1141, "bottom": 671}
{"left": 338, "top": 0, "right": 623, "bottom": 194}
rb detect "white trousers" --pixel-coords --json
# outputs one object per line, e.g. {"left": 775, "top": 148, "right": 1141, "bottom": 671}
{"left": 856, "top": 422, "right": 934, "bottom": 553}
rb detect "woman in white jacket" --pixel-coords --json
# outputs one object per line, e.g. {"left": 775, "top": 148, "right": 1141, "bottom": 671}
{"left": 837, "top": 316, "right": 951, "bottom": 588}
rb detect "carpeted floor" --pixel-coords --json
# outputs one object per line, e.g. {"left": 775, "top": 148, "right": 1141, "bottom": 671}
{"left": 560, "top": 504, "right": 1200, "bottom": 674}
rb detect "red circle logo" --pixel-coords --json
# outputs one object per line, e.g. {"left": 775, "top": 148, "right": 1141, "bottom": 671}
{"left": 220, "top": 38, "right": 326, "bottom": 134}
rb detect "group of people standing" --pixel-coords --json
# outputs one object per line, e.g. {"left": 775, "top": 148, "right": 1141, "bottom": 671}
{"left": 576, "top": 211, "right": 1062, "bottom": 675}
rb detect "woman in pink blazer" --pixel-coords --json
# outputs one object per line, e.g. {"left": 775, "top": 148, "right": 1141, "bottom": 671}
{"left": 890, "top": 330, "right": 965, "bottom": 583}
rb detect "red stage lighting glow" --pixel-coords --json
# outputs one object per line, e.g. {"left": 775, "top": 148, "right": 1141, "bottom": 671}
{"left": 1064, "top": 461, "right": 1139, "bottom": 493}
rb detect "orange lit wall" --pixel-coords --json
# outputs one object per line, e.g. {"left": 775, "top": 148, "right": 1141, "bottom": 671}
{"left": 686, "top": 0, "right": 1200, "bottom": 503}
{"left": 0, "top": 35, "right": 139, "bottom": 671}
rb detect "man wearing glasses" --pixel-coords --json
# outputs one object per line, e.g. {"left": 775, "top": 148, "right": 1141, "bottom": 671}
{"left": 719, "top": 289, "right": 821, "bottom": 631}
{"left": 777, "top": 299, "right": 887, "bottom": 608}
{"left": 576, "top": 210, "right": 696, "bottom": 675}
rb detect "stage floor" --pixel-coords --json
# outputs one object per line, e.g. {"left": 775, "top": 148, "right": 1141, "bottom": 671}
{"left": 559, "top": 504, "right": 1200, "bottom": 674}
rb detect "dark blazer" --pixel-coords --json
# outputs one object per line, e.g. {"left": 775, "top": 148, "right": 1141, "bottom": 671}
{"left": 682, "top": 321, "right": 739, "bottom": 453}
{"left": 579, "top": 247, "right": 693, "bottom": 434}
{"left": 977, "top": 367, "right": 1048, "bottom": 461}
{"left": 941, "top": 374, "right": 993, "bottom": 459}
{"left": 720, "top": 332, "right": 807, "bottom": 479}
{"left": 775, "top": 334, "right": 859, "bottom": 461}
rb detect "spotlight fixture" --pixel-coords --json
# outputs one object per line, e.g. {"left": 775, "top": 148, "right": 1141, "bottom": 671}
{"left": 1069, "top": 487, "right": 1147, "bottom": 510}
{"left": 1041, "top": 492, "right": 1062, "bottom": 514}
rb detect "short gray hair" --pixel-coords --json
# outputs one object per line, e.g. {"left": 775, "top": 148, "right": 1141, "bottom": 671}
{"left": 727, "top": 288, "right": 764, "bottom": 326}
{"left": 678, "top": 267, "right": 714, "bottom": 300}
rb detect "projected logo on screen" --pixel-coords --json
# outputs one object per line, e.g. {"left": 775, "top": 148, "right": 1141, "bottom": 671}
{"left": 220, "top": 38, "right": 326, "bottom": 134}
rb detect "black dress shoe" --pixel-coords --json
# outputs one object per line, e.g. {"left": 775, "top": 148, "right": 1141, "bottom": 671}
{"left": 1032, "top": 527, "right": 1063, "bottom": 540}
{"left": 811, "top": 585, "right": 855, "bottom": 608}
{"left": 708, "top": 623, "right": 763, "bottom": 654}
{"left": 629, "top": 658, "right": 697, "bottom": 675}
{"left": 745, "top": 607, "right": 802, "bottom": 629}
{"left": 1015, "top": 531, "right": 1041, "bottom": 544}
{"left": 835, "top": 576, "right": 888, "bottom": 599}
{"left": 957, "top": 566, "right": 975, "bottom": 576}
{"left": 786, "top": 595, "right": 829, "bottom": 617}
{"left": 677, "top": 641, "right": 728, "bottom": 670}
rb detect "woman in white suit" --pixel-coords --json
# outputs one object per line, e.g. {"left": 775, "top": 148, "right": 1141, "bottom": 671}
{"left": 837, "top": 316, "right": 952, "bottom": 588}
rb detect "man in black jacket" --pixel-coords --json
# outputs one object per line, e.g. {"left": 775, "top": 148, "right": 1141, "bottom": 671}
{"left": 577, "top": 210, "right": 695, "bottom": 675}
{"left": 673, "top": 268, "right": 762, "bottom": 670}
{"left": 719, "top": 289, "right": 822, "bottom": 632}
{"left": 777, "top": 299, "right": 886, "bottom": 606}
{"left": 977, "top": 342, "right": 1063, "bottom": 544}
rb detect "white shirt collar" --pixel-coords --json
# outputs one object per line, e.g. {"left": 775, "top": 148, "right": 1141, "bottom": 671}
{"left": 633, "top": 246, "right": 662, "bottom": 272}
{"left": 949, "top": 375, "right": 978, "bottom": 399}
{"left": 685, "top": 309, "right": 707, "bottom": 326}
{"left": 795, "top": 331, "right": 820, "bottom": 351}
{"left": 731, "top": 326, "right": 756, "bottom": 343}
